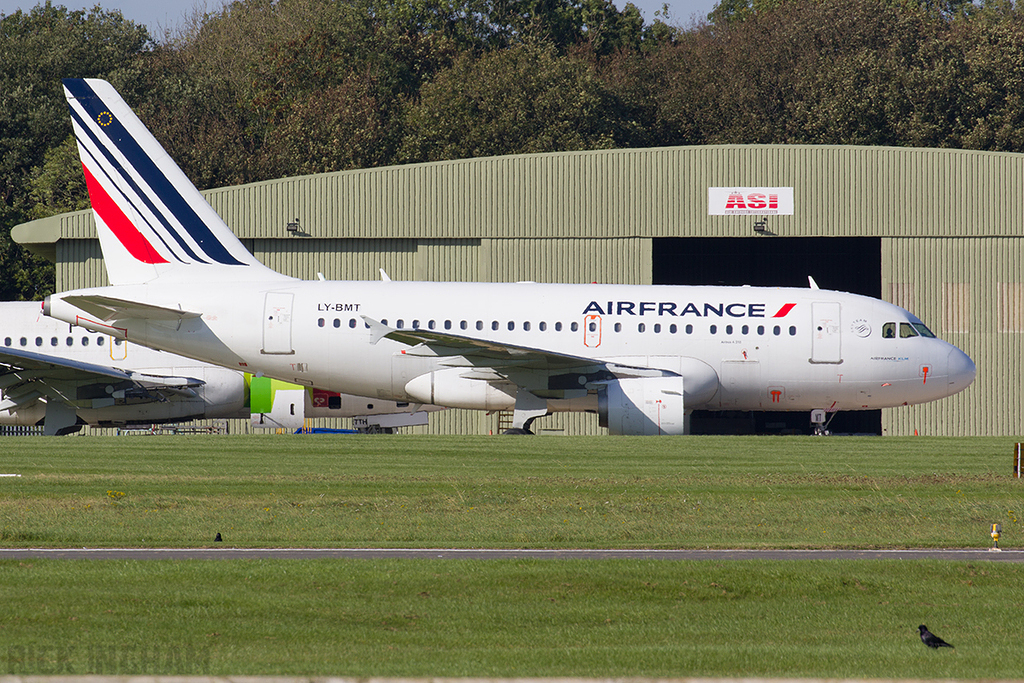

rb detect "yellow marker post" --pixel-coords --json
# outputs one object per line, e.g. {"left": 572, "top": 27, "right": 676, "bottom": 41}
{"left": 991, "top": 523, "right": 1002, "bottom": 551}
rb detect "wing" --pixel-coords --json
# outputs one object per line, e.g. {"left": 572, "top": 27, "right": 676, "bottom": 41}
{"left": 362, "top": 315, "right": 675, "bottom": 388}
{"left": 0, "top": 345, "right": 204, "bottom": 416}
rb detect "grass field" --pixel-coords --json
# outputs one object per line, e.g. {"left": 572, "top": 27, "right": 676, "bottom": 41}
{"left": 2, "top": 434, "right": 1024, "bottom": 677}
{"left": 1, "top": 435, "right": 1022, "bottom": 548}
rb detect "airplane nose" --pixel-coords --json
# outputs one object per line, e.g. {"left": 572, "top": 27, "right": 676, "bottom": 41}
{"left": 946, "top": 346, "right": 976, "bottom": 392}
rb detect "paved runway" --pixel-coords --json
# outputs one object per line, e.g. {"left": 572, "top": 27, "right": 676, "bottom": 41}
{"left": 2, "top": 547, "right": 1023, "bottom": 560}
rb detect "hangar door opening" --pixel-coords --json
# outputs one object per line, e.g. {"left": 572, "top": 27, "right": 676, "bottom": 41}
{"left": 652, "top": 237, "right": 882, "bottom": 435}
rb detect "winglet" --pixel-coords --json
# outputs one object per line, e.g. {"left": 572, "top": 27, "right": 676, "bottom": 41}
{"left": 808, "top": 276, "right": 820, "bottom": 290}
{"left": 361, "top": 315, "right": 394, "bottom": 345}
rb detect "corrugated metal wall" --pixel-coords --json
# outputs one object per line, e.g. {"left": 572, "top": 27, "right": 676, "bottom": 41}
{"left": 883, "top": 237, "right": 1023, "bottom": 437}
{"left": 56, "top": 239, "right": 108, "bottom": 292}
{"left": 23, "top": 143, "right": 1024, "bottom": 436}
{"left": 198, "top": 145, "right": 1024, "bottom": 241}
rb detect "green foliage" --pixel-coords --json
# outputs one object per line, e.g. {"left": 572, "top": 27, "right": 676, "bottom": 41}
{"left": 401, "top": 40, "right": 619, "bottom": 161}
{"left": 11, "top": 0, "right": 1024, "bottom": 296}
{"left": 0, "top": 1, "right": 150, "bottom": 300}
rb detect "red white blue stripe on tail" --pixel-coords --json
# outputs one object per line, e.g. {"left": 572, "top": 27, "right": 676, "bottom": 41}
{"left": 63, "top": 78, "right": 287, "bottom": 285}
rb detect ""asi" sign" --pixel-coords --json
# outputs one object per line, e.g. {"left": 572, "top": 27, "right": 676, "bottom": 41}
{"left": 708, "top": 187, "right": 794, "bottom": 215}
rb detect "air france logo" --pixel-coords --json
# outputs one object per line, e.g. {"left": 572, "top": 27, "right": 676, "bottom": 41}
{"left": 582, "top": 301, "right": 797, "bottom": 318}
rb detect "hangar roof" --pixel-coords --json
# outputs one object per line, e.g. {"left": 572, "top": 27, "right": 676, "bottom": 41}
{"left": 14, "top": 144, "right": 1024, "bottom": 251}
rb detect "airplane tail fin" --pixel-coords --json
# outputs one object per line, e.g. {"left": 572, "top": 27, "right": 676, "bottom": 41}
{"left": 62, "top": 78, "right": 289, "bottom": 286}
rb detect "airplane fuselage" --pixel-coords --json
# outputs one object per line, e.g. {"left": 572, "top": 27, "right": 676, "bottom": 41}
{"left": 45, "top": 280, "right": 977, "bottom": 417}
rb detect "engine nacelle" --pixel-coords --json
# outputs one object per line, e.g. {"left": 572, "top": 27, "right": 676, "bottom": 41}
{"left": 405, "top": 368, "right": 517, "bottom": 410}
{"left": 188, "top": 365, "right": 248, "bottom": 418}
{"left": 599, "top": 377, "right": 689, "bottom": 435}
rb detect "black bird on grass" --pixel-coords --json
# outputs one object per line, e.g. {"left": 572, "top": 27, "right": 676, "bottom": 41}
{"left": 919, "top": 624, "right": 954, "bottom": 649}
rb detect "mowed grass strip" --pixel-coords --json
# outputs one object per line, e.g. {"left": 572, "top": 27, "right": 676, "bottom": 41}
{"left": 1, "top": 558, "right": 1021, "bottom": 678}
{"left": 1, "top": 435, "right": 1022, "bottom": 548}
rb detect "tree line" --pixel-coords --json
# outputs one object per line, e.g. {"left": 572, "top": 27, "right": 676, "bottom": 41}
{"left": 2, "top": 0, "right": 1022, "bottom": 299}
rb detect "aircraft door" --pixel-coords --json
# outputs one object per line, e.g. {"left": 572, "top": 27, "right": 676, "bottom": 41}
{"left": 811, "top": 302, "right": 842, "bottom": 364}
{"left": 584, "top": 315, "right": 602, "bottom": 348}
{"left": 262, "top": 292, "right": 295, "bottom": 355}
{"left": 109, "top": 337, "right": 127, "bottom": 361}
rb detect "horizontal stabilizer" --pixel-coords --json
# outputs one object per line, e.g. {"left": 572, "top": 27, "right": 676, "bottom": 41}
{"left": 61, "top": 294, "right": 202, "bottom": 322}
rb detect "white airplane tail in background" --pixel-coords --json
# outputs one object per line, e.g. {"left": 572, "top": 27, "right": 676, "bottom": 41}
{"left": 63, "top": 78, "right": 289, "bottom": 286}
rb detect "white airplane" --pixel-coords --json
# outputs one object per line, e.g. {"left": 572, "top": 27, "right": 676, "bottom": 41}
{"left": 43, "top": 78, "right": 976, "bottom": 435}
{"left": 1, "top": 301, "right": 437, "bottom": 435}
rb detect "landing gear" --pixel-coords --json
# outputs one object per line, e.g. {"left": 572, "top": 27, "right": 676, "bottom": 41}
{"left": 503, "top": 390, "right": 548, "bottom": 435}
{"left": 810, "top": 408, "right": 832, "bottom": 436}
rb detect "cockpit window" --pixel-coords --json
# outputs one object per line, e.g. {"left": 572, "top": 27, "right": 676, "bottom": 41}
{"left": 899, "top": 323, "right": 918, "bottom": 338}
{"left": 911, "top": 323, "right": 936, "bottom": 338}
{"left": 882, "top": 322, "right": 896, "bottom": 339}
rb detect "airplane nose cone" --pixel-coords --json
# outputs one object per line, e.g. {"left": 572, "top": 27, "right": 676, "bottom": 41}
{"left": 947, "top": 346, "right": 976, "bottom": 393}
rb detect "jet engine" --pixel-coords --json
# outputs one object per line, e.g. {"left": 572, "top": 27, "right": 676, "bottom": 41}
{"left": 404, "top": 367, "right": 517, "bottom": 410}
{"left": 597, "top": 360, "right": 719, "bottom": 435}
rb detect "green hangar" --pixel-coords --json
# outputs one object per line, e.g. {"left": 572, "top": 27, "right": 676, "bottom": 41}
{"left": 15, "top": 144, "right": 1019, "bottom": 436}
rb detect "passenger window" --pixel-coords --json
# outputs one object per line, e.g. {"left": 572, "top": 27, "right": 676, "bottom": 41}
{"left": 476, "top": 321, "right": 483, "bottom": 331}
{"left": 459, "top": 320, "right": 466, "bottom": 330}
{"left": 555, "top": 322, "right": 563, "bottom": 332}
{"left": 51, "top": 337, "right": 58, "bottom": 346}
{"left": 318, "top": 318, "right": 325, "bottom": 328}
{"left": 20, "top": 337, "right": 27, "bottom": 346}
{"left": 97, "top": 337, "right": 104, "bottom": 346}
{"left": 710, "top": 325, "right": 717, "bottom": 335}
{"left": 654, "top": 323, "right": 662, "bottom": 333}
{"left": 82, "top": 337, "right": 89, "bottom": 346}
{"left": 726, "top": 325, "right": 733, "bottom": 335}
{"left": 685, "top": 324, "right": 693, "bottom": 334}
{"left": 349, "top": 319, "right": 357, "bottom": 328}
{"left": 882, "top": 322, "right": 896, "bottom": 338}
{"left": 3, "top": 337, "right": 9, "bottom": 346}
{"left": 539, "top": 322, "right": 547, "bottom": 331}
{"left": 397, "top": 319, "right": 404, "bottom": 329}
{"left": 757, "top": 325, "right": 765, "bottom": 335}
{"left": 523, "top": 322, "right": 531, "bottom": 331}
{"left": 413, "top": 320, "right": 420, "bottom": 329}
{"left": 571, "top": 322, "right": 579, "bottom": 332}
{"left": 900, "top": 322, "right": 918, "bottom": 338}
{"left": 429, "top": 320, "right": 436, "bottom": 330}
{"left": 614, "top": 323, "right": 622, "bottom": 333}
{"left": 589, "top": 322, "right": 597, "bottom": 332}
{"left": 773, "top": 326, "right": 781, "bottom": 336}
{"left": 333, "top": 318, "right": 341, "bottom": 328}
{"left": 508, "top": 321, "right": 515, "bottom": 331}
{"left": 638, "top": 323, "right": 646, "bottom": 333}
{"left": 66, "top": 337, "right": 73, "bottom": 346}
{"left": 445, "top": 320, "right": 452, "bottom": 330}
{"left": 742, "top": 325, "right": 749, "bottom": 335}
{"left": 491, "top": 321, "right": 499, "bottom": 331}
{"left": 789, "top": 326, "right": 797, "bottom": 336}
